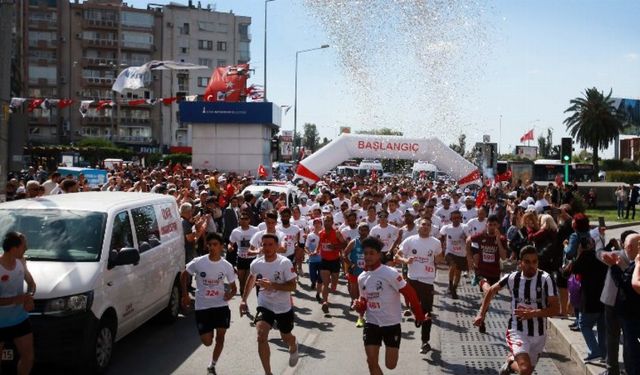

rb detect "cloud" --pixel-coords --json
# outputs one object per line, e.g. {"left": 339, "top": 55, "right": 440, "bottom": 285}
{"left": 625, "top": 52, "right": 639, "bottom": 61}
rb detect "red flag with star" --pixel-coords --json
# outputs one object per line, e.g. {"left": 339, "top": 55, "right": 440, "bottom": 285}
{"left": 203, "top": 64, "right": 250, "bottom": 102}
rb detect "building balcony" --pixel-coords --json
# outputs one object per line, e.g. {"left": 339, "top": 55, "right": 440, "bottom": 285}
{"left": 28, "top": 57, "right": 57, "bottom": 66}
{"left": 27, "top": 40, "right": 58, "bottom": 49}
{"left": 82, "top": 18, "right": 119, "bottom": 29}
{"left": 82, "top": 38, "right": 118, "bottom": 49}
{"left": 81, "top": 117, "right": 112, "bottom": 125}
{"left": 119, "top": 117, "right": 150, "bottom": 125}
{"left": 81, "top": 57, "right": 118, "bottom": 67}
{"left": 113, "top": 135, "right": 153, "bottom": 144}
{"left": 28, "top": 78, "right": 57, "bottom": 86}
{"left": 121, "top": 41, "right": 155, "bottom": 51}
{"left": 28, "top": 19, "right": 58, "bottom": 30}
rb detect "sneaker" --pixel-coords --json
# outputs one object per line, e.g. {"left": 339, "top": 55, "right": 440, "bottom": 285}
{"left": 315, "top": 293, "right": 322, "bottom": 303}
{"left": 403, "top": 309, "right": 413, "bottom": 317}
{"left": 451, "top": 289, "right": 459, "bottom": 299}
{"left": 289, "top": 344, "right": 299, "bottom": 367}
{"left": 356, "top": 317, "right": 365, "bottom": 328}
{"left": 479, "top": 322, "right": 486, "bottom": 334}
{"left": 420, "top": 342, "right": 431, "bottom": 354}
{"left": 207, "top": 364, "right": 217, "bottom": 375}
{"left": 321, "top": 302, "right": 329, "bottom": 314}
{"left": 499, "top": 361, "right": 512, "bottom": 375}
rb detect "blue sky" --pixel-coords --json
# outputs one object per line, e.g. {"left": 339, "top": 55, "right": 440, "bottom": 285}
{"left": 129, "top": 0, "right": 640, "bottom": 156}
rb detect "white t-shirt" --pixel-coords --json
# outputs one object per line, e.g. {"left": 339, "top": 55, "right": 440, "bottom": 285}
{"left": 451, "top": 202, "right": 462, "bottom": 211}
{"left": 387, "top": 210, "right": 403, "bottom": 226}
{"left": 363, "top": 217, "right": 378, "bottom": 228}
{"left": 464, "top": 218, "right": 487, "bottom": 238}
{"left": 229, "top": 226, "right": 260, "bottom": 259}
{"left": 250, "top": 255, "right": 297, "bottom": 313}
{"left": 435, "top": 206, "right": 454, "bottom": 226}
{"left": 333, "top": 211, "right": 345, "bottom": 227}
{"left": 249, "top": 229, "right": 285, "bottom": 250}
{"left": 460, "top": 207, "right": 478, "bottom": 223}
{"left": 298, "top": 204, "right": 311, "bottom": 217}
{"left": 357, "top": 209, "right": 368, "bottom": 222}
{"left": 370, "top": 224, "right": 400, "bottom": 253}
{"left": 401, "top": 225, "right": 418, "bottom": 241}
{"left": 332, "top": 197, "right": 350, "bottom": 209}
{"left": 186, "top": 256, "right": 236, "bottom": 310}
{"left": 277, "top": 224, "right": 301, "bottom": 257}
{"left": 358, "top": 265, "right": 406, "bottom": 327}
{"left": 440, "top": 224, "right": 467, "bottom": 257}
{"left": 339, "top": 225, "right": 359, "bottom": 244}
{"left": 257, "top": 222, "right": 267, "bottom": 231}
{"left": 400, "top": 235, "right": 439, "bottom": 284}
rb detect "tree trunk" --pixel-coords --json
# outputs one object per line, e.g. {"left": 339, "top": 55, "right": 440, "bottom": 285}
{"left": 592, "top": 146, "right": 599, "bottom": 181}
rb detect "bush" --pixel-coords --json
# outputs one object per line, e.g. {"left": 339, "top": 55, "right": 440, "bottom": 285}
{"left": 79, "top": 147, "right": 134, "bottom": 166}
{"left": 601, "top": 159, "right": 640, "bottom": 171}
{"left": 605, "top": 171, "right": 640, "bottom": 184}
{"left": 145, "top": 153, "right": 163, "bottom": 167}
{"left": 570, "top": 192, "right": 587, "bottom": 214}
{"left": 77, "top": 138, "right": 116, "bottom": 148}
{"left": 164, "top": 153, "right": 191, "bottom": 165}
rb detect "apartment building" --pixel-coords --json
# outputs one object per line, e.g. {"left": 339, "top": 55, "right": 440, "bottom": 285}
{"left": 160, "top": 2, "right": 251, "bottom": 151}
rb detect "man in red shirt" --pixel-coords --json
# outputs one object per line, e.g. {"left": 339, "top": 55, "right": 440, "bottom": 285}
{"left": 466, "top": 215, "right": 507, "bottom": 333}
{"left": 318, "top": 215, "right": 346, "bottom": 314}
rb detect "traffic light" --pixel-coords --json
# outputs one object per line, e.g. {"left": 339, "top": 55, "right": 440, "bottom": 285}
{"left": 561, "top": 137, "right": 572, "bottom": 163}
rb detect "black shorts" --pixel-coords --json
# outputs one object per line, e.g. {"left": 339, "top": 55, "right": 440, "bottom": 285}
{"left": 363, "top": 323, "right": 401, "bottom": 348}
{"left": 476, "top": 275, "right": 500, "bottom": 291}
{"left": 555, "top": 271, "right": 568, "bottom": 289}
{"left": 320, "top": 259, "right": 341, "bottom": 274}
{"left": 225, "top": 249, "right": 237, "bottom": 266}
{"left": 287, "top": 254, "right": 295, "bottom": 264}
{"left": 195, "top": 306, "right": 231, "bottom": 334}
{"left": 0, "top": 319, "right": 32, "bottom": 342}
{"left": 254, "top": 307, "right": 295, "bottom": 334}
{"left": 446, "top": 253, "right": 469, "bottom": 271}
{"left": 237, "top": 257, "right": 255, "bottom": 270}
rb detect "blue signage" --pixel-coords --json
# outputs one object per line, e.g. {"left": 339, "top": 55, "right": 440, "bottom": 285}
{"left": 179, "top": 102, "right": 281, "bottom": 127}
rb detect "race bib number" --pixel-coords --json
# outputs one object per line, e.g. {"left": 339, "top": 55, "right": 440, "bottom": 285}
{"left": 357, "top": 257, "right": 365, "bottom": 269}
{"left": 482, "top": 251, "right": 495, "bottom": 263}
{"left": 452, "top": 240, "right": 464, "bottom": 255}
{"left": 425, "top": 265, "right": 435, "bottom": 273}
{"left": 239, "top": 239, "right": 251, "bottom": 257}
{"left": 204, "top": 288, "right": 220, "bottom": 298}
{"left": 367, "top": 301, "right": 381, "bottom": 310}
{"left": 322, "top": 243, "right": 335, "bottom": 252}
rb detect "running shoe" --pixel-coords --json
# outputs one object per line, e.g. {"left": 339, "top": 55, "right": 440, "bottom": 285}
{"left": 471, "top": 275, "right": 480, "bottom": 286}
{"left": 420, "top": 343, "right": 432, "bottom": 354}
{"left": 356, "top": 317, "right": 365, "bottom": 328}
{"left": 315, "top": 293, "right": 322, "bottom": 303}
{"left": 403, "top": 309, "right": 413, "bottom": 317}
{"left": 479, "top": 322, "right": 486, "bottom": 334}
{"left": 289, "top": 346, "right": 299, "bottom": 367}
{"left": 321, "top": 302, "right": 329, "bottom": 314}
{"left": 207, "top": 364, "right": 217, "bottom": 375}
{"left": 451, "top": 289, "right": 459, "bottom": 299}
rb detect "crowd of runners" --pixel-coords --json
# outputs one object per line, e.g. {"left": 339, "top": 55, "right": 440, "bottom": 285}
{"left": 3, "top": 164, "right": 640, "bottom": 375}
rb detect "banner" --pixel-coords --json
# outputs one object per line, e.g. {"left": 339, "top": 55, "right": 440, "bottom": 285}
{"left": 203, "top": 64, "right": 250, "bottom": 102}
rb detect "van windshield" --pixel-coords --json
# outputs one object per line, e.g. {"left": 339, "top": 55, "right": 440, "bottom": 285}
{"left": 0, "top": 209, "right": 107, "bottom": 262}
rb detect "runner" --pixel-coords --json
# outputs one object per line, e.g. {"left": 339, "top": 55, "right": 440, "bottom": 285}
{"left": 249, "top": 210, "right": 285, "bottom": 255}
{"left": 370, "top": 211, "right": 402, "bottom": 265}
{"left": 318, "top": 214, "right": 346, "bottom": 314}
{"left": 466, "top": 215, "right": 507, "bottom": 333}
{"left": 435, "top": 195, "right": 454, "bottom": 226}
{"left": 228, "top": 213, "right": 259, "bottom": 297}
{"left": 440, "top": 210, "right": 468, "bottom": 299}
{"left": 474, "top": 245, "right": 559, "bottom": 375}
{"left": 0, "top": 232, "right": 35, "bottom": 375}
{"left": 352, "top": 236, "right": 427, "bottom": 375}
{"left": 305, "top": 218, "right": 324, "bottom": 302}
{"left": 343, "top": 223, "right": 370, "bottom": 327}
{"left": 240, "top": 234, "right": 299, "bottom": 375}
{"left": 181, "top": 233, "right": 237, "bottom": 375}
{"left": 276, "top": 207, "right": 302, "bottom": 265}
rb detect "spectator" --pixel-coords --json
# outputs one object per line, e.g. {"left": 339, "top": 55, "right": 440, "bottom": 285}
{"left": 528, "top": 214, "right": 559, "bottom": 274}
{"left": 615, "top": 185, "right": 628, "bottom": 220}
{"left": 625, "top": 184, "right": 639, "bottom": 220}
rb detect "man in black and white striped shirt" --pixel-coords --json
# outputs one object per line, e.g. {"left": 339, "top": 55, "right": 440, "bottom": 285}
{"left": 474, "top": 246, "right": 560, "bottom": 375}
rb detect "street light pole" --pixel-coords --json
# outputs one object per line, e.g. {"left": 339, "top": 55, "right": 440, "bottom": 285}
{"left": 263, "top": 0, "right": 274, "bottom": 102}
{"left": 293, "top": 44, "right": 329, "bottom": 161}
{"left": 499, "top": 114, "right": 502, "bottom": 155}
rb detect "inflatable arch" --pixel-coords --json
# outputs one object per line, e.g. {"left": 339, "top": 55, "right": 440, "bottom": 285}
{"left": 294, "top": 134, "right": 482, "bottom": 187}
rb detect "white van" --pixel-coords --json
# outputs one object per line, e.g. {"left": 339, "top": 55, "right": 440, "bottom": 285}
{"left": 358, "top": 159, "right": 384, "bottom": 178}
{"left": 241, "top": 181, "right": 301, "bottom": 208}
{"left": 412, "top": 161, "right": 438, "bottom": 180}
{"left": 0, "top": 192, "right": 184, "bottom": 372}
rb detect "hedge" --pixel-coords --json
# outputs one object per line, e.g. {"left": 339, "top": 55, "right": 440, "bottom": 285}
{"left": 605, "top": 171, "right": 640, "bottom": 184}
{"left": 163, "top": 153, "right": 192, "bottom": 165}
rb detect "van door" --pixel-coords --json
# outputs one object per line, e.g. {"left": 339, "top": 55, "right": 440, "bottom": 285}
{"left": 130, "top": 204, "right": 167, "bottom": 322}
{"left": 103, "top": 210, "right": 139, "bottom": 337}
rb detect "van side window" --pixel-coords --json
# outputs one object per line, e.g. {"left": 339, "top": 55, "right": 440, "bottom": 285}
{"left": 111, "top": 211, "right": 133, "bottom": 252}
{"left": 131, "top": 205, "right": 161, "bottom": 252}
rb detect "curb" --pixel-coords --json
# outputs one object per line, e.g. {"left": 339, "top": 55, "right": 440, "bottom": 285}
{"left": 589, "top": 221, "right": 640, "bottom": 230}
{"left": 548, "top": 317, "right": 620, "bottom": 375}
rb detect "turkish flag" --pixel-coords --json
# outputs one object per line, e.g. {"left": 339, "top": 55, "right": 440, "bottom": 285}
{"left": 57, "top": 99, "right": 74, "bottom": 109}
{"left": 203, "top": 64, "right": 250, "bottom": 102}
{"left": 495, "top": 169, "right": 512, "bottom": 183}
{"left": 27, "top": 99, "right": 44, "bottom": 112}
{"left": 520, "top": 129, "right": 534, "bottom": 142}
{"left": 96, "top": 100, "right": 112, "bottom": 111}
{"left": 258, "top": 164, "right": 267, "bottom": 178}
{"left": 127, "top": 99, "right": 146, "bottom": 106}
{"left": 476, "top": 188, "right": 487, "bottom": 208}
{"left": 162, "top": 97, "right": 177, "bottom": 105}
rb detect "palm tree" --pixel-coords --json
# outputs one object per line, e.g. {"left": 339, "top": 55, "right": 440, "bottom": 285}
{"left": 563, "top": 87, "right": 623, "bottom": 180}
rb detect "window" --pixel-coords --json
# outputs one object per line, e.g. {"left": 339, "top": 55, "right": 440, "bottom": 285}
{"left": 198, "top": 58, "right": 212, "bottom": 68}
{"left": 239, "top": 41, "right": 250, "bottom": 61}
{"left": 239, "top": 23, "right": 250, "bottom": 40}
{"left": 131, "top": 205, "right": 160, "bottom": 251}
{"left": 216, "top": 41, "right": 227, "bottom": 51}
{"left": 121, "top": 31, "right": 153, "bottom": 49}
{"left": 197, "top": 77, "right": 209, "bottom": 87}
{"left": 198, "top": 40, "right": 213, "bottom": 50}
{"left": 121, "top": 11, "right": 154, "bottom": 28}
{"left": 181, "top": 23, "right": 190, "bottom": 35}
{"left": 110, "top": 211, "right": 134, "bottom": 252}
{"left": 180, "top": 47, "right": 188, "bottom": 54}
{"left": 217, "top": 23, "right": 228, "bottom": 33}
{"left": 29, "top": 66, "right": 57, "bottom": 82}
{"left": 198, "top": 21, "right": 216, "bottom": 32}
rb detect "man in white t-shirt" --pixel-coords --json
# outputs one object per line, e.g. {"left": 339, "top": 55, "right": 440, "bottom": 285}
{"left": 228, "top": 213, "right": 260, "bottom": 297}
{"left": 352, "top": 236, "right": 426, "bottom": 374}
{"left": 465, "top": 207, "right": 488, "bottom": 238}
{"left": 439, "top": 210, "right": 468, "bottom": 299}
{"left": 370, "top": 211, "right": 401, "bottom": 264}
{"left": 240, "top": 234, "right": 299, "bottom": 373}
{"left": 396, "top": 218, "right": 443, "bottom": 354}
{"left": 435, "top": 195, "right": 454, "bottom": 226}
{"left": 387, "top": 199, "right": 403, "bottom": 227}
{"left": 276, "top": 208, "right": 302, "bottom": 266}
{"left": 181, "top": 233, "right": 237, "bottom": 375}
{"left": 250, "top": 210, "right": 285, "bottom": 255}
{"left": 460, "top": 196, "right": 478, "bottom": 223}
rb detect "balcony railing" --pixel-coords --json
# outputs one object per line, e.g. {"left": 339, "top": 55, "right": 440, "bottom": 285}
{"left": 28, "top": 40, "right": 58, "bottom": 48}
{"left": 83, "top": 18, "right": 119, "bottom": 29}
{"left": 82, "top": 57, "right": 118, "bottom": 67}
{"left": 83, "top": 38, "right": 118, "bottom": 48}
{"left": 83, "top": 77, "right": 115, "bottom": 86}
{"left": 121, "top": 41, "right": 153, "bottom": 50}
{"left": 113, "top": 135, "right": 153, "bottom": 144}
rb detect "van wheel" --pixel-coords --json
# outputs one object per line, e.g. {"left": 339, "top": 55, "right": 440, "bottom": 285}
{"left": 83, "top": 316, "right": 115, "bottom": 373}
{"left": 160, "top": 280, "right": 180, "bottom": 323}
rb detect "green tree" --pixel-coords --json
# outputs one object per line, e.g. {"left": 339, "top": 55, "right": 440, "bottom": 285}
{"left": 537, "top": 128, "right": 553, "bottom": 158}
{"left": 77, "top": 138, "right": 115, "bottom": 148}
{"left": 356, "top": 128, "right": 403, "bottom": 136}
{"left": 303, "top": 123, "right": 320, "bottom": 152}
{"left": 564, "top": 88, "right": 624, "bottom": 179}
{"left": 449, "top": 134, "right": 466, "bottom": 156}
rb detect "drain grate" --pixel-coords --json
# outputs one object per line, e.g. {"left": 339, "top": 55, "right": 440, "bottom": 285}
{"left": 441, "top": 343, "right": 509, "bottom": 358}
{"left": 440, "top": 330, "right": 505, "bottom": 343}
{"left": 454, "top": 319, "right": 509, "bottom": 331}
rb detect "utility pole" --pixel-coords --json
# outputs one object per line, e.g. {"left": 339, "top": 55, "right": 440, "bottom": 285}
{"left": 0, "top": 0, "right": 14, "bottom": 202}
